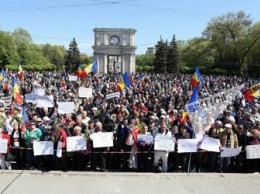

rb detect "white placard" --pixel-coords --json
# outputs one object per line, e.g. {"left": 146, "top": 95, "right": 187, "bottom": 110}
{"left": 220, "top": 147, "right": 242, "bottom": 157}
{"left": 78, "top": 87, "right": 92, "bottom": 98}
{"left": 154, "top": 135, "right": 175, "bottom": 151}
{"left": 25, "top": 93, "right": 39, "bottom": 103}
{"left": 56, "top": 141, "right": 62, "bottom": 158}
{"left": 66, "top": 136, "right": 87, "bottom": 152}
{"left": 33, "top": 88, "right": 45, "bottom": 96}
{"left": 138, "top": 134, "right": 154, "bottom": 143}
{"left": 57, "top": 102, "right": 75, "bottom": 114}
{"left": 69, "top": 76, "right": 78, "bottom": 81}
{"left": 33, "top": 141, "right": 54, "bottom": 156}
{"left": 0, "top": 139, "right": 8, "bottom": 154}
{"left": 200, "top": 137, "right": 220, "bottom": 152}
{"left": 47, "top": 95, "right": 53, "bottom": 102}
{"left": 92, "top": 132, "right": 113, "bottom": 148}
{"left": 246, "top": 145, "right": 260, "bottom": 159}
{"left": 106, "top": 92, "right": 120, "bottom": 99}
{"left": 36, "top": 96, "right": 53, "bottom": 107}
{"left": 178, "top": 139, "right": 198, "bottom": 153}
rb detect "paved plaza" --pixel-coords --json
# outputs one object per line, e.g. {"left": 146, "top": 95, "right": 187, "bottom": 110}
{"left": 0, "top": 171, "right": 259, "bottom": 194}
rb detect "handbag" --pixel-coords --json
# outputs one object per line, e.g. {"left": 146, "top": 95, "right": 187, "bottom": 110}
{"left": 125, "top": 134, "right": 134, "bottom": 146}
{"left": 5, "top": 153, "right": 15, "bottom": 162}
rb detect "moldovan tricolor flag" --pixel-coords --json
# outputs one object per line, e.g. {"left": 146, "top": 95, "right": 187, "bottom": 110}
{"left": 12, "top": 77, "right": 23, "bottom": 105}
{"left": 84, "top": 60, "right": 98, "bottom": 75}
{"left": 190, "top": 67, "right": 203, "bottom": 87}
{"left": 244, "top": 83, "right": 260, "bottom": 102}
{"left": 77, "top": 64, "right": 87, "bottom": 80}
{"left": 18, "top": 61, "right": 23, "bottom": 81}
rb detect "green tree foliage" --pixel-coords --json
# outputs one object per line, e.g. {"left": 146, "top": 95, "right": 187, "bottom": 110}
{"left": 202, "top": 11, "right": 260, "bottom": 74}
{"left": 40, "top": 44, "right": 67, "bottom": 70}
{"left": 65, "top": 38, "right": 80, "bottom": 72}
{"left": 166, "top": 35, "right": 179, "bottom": 73}
{"left": 0, "top": 31, "right": 19, "bottom": 68}
{"left": 136, "top": 54, "right": 155, "bottom": 68}
{"left": 154, "top": 37, "right": 168, "bottom": 73}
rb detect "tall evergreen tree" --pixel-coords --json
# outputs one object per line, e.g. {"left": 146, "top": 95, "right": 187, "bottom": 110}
{"left": 166, "top": 35, "right": 179, "bottom": 73}
{"left": 65, "top": 38, "right": 80, "bottom": 72}
{"left": 154, "top": 37, "right": 168, "bottom": 73}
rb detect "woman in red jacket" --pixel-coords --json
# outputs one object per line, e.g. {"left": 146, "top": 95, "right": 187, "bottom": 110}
{"left": 0, "top": 127, "right": 11, "bottom": 170}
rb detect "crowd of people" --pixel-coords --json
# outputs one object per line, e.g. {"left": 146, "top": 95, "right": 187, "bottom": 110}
{"left": 0, "top": 71, "right": 260, "bottom": 173}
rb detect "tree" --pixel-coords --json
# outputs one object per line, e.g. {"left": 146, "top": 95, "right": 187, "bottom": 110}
{"left": 65, "top": 38, "right": 80, "bottom": 72}
{"left": 12, "top": 28, "right": 32, "bottom": 44}
{"left": 166, "top": 35, "right": 179, "bottom": 73}
{"left": 154, "top": 37, "right": 168, "bottom": 73}
{"left": 203, "top": 11, "right": 260, "bottom": 74}
{"left": 40, "top": 44, "right": 67, "bottom": 70}
{"left": 0, "top": 31, "right": 19, "bottom": 68}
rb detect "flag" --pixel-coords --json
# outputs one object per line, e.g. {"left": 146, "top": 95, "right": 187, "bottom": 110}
{"left": 122, "top": 72, "right": 131, "bottom": 87}
{"left": 185, "top": 85, "right": 199, "bottom": 112}
{"left": 22, "top": 106, "right": 29, "bottom": 124}
{"left": 84, "top": 60, "right": 98, "bottom": 74}
{"left": 12, "top": 77, "right": 23, "bottom": 105}
{"left": 116, "top": 76, "right": 126, "bottom": 91}
{"left": 182, "top": 111, "right": 188, "bottom": 121}
{"left": 116, "top": 72, "right": 132, "bottom": 91}
{"left": 91, "top": 60, "right": 98, "bottom": 72}
{"left": 244, "top": 83, "right": 260, "bottom": 102}
{"left": 18, "top": 61, "right": 23, "bottom": 81}
{"left": 0, "top": 69, "right": 5, "bottom": 81}
{"left": 191, "top": 67, "right": 203, "bottom": 87}
{"left": 61, "top": 76, "right": 66, "bottom": 88}
{"left": 77, "top": 64, "right": 87, "bottom": 79}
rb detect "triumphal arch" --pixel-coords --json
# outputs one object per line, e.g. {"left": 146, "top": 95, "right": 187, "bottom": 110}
{"left": 92, "top": 28, "right": 137, "bottom": 73}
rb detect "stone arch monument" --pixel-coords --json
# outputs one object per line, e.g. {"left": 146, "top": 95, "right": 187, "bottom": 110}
{"left": 92, "top": 28, "right": 137, "bottom": 74}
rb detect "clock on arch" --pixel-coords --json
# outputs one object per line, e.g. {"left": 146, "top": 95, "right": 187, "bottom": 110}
{"left": 109, "top": 35, "right": 120, "bottom": 46}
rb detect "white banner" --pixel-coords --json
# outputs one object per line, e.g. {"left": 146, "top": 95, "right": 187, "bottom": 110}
{"left": 154, "top": 135, "right": 175, "bottom": 151}
{"left": 47, "top": 95, "right": 53, "bottom": 102}
{"left": 57, "top": 102, "right": 75, "bottom": 114}
{"left": 25, "top": 93, "right": 39, "bottom": 103}
{"left": 92, "top": 132, "right": 113, "bottom": 148}
{"left": 200, "top": 137, "right": 220, "bottom": 152}
{"left": 69, "top": 76, "right": 78, "bottom": 81}
{"left": 106, "top": 92, "right": 120, "bottom": 100}
{"left": 56, "top": 141, "right": 62, "bottom": 158}
{"left": 0, "top": 139, "right": 8, "bottom": 154}
{"left": 66, "top": 136, "right": 87, "bottom": 152}
{"left": 33, "top": 141, "right": 54, "bottom": 156}
{"left": 246, "top": 145, "right": 260, "bottom": 159}
{"left": 220, "top": 147, "right": 242, "bottom": 157}
{"left": 33, "top": 88, "right": 45, "bottom": 96}
{"left": 178, "top": 139, "right": 198, "bottom": 153}
{"left": 137, "top": 134, "right": 154, "bottom": 144}
{"left": 36, "top": 96, "right": 53, "bottom": 107}
{"left": 78, "top": 87, "right": 92, "bottom": 98}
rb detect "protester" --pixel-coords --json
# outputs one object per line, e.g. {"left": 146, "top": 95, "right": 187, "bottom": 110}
{"left": 0, "top": 70, "right": 259, "bottom": 173}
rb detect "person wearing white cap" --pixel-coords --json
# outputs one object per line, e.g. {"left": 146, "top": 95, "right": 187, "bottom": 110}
{"left": 218, "top": 123, "right": 238, "bottom": 172}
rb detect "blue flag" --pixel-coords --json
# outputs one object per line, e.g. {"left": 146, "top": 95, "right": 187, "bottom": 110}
{"left": 1, "top": 69, "right": 6, "bottom": 77}
{"left": 195, "top": 67, "right": 203, "bottom": 83}
{"left": 186, "top": 86, "right": 199, "bottom": 112}
{"left": 91, "top": 60, "right": 98, "bottom": 72}
{"left": 22, "top": 106, "right": 29, "bottom": 124}
{"left": 123, "top": 72, "right": 131, "bottom": 87}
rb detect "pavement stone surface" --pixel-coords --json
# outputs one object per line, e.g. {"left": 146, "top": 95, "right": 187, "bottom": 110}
{"left": 0, "top": 171, "right": 259, "bottom": 194}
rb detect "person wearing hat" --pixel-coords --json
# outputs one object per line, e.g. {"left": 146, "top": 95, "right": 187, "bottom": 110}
{"left": 218, "top": 123, "right": 238, "bottom": 173}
